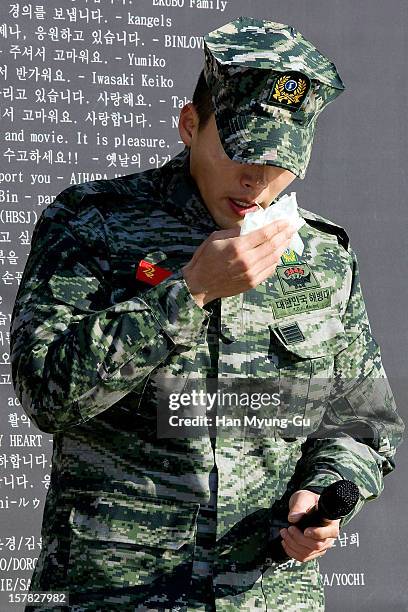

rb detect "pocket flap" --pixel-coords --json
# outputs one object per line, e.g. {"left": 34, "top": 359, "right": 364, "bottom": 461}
{"left": 68, "top": 492, "right": 200, "bottom": 550}
{"left": 269, "top": 312, "right": 349, "bottom": 358}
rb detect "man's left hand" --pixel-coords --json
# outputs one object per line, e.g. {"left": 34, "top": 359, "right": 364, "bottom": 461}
{"left": 279, "top": 489, "right": 340, "bottom": 562}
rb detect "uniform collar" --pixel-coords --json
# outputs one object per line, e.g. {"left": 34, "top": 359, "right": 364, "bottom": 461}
{"left": 160, "top": 146, "right": 218, "bottom": 233}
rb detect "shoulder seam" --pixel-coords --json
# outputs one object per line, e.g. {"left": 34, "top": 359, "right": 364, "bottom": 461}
{"left": 303, "top": 217, "right": 350, "bottom": 251}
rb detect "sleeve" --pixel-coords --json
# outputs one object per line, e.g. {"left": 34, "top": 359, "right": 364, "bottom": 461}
{"left": 282, "top": 246, "right": 405, "bottom": 528}
{"left": 10, "top": 193, "right": 211, "bottom": 434}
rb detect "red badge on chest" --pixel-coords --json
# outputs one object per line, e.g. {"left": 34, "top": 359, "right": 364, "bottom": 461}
{"left": 135, "top": 259, "right": 172, "bottom": 286}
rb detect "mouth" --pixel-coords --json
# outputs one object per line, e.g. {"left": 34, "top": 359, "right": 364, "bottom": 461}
{"left": 227, "top": 198, "right": 261, "bottom": 217}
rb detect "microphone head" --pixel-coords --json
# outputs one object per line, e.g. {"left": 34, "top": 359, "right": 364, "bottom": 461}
{"left": 318, "top": 480, "right": 360, "bottom": 520}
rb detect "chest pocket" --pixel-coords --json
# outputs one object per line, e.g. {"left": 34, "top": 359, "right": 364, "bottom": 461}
{"left": 267, "top": 312, "right": 349, "bottom": 441}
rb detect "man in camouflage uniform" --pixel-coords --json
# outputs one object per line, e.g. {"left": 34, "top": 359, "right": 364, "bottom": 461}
{"left": 10, "top": 15, "right": 404, "bottom": 612}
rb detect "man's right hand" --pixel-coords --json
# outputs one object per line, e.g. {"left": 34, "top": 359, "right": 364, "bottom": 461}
{"left": 181, "top": 220, "right": 297, "bottom": 307}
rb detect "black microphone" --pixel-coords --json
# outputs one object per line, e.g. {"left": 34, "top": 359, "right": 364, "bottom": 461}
{"left": 268, "top": 480, "right": 360, "bottom": 562}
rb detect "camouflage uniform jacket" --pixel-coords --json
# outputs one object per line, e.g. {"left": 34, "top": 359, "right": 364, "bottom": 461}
{"left": 10, "top": 145, "right": 404, "bottom": 612}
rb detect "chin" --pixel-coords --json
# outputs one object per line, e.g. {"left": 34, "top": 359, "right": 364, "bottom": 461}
{"left": 224, "top": 219, "right": 243, "bottom": 230}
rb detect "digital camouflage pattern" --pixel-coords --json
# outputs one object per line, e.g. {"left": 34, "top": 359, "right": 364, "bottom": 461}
{"left": 10, "top": 145, "right": 404, "bottom": 611}
{"left": 203, "top": 16, "right": 346, "bottom": 179}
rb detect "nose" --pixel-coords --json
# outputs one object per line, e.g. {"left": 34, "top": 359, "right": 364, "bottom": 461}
{"left": 241, "top": 166, "right": 266, "bottom": 189}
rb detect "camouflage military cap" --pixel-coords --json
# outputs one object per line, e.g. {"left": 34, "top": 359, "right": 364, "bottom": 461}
{"left": 203, "top": 16, "right": 346, "bottom": 179}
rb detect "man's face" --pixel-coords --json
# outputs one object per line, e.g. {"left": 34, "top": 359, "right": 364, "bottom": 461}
{"left": 179, "top": 104, "right": 297, "bottom": 229}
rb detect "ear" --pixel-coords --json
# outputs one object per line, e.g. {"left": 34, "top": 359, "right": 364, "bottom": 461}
{"left": 178, "top": 103, "right": 199, "bottom": 147}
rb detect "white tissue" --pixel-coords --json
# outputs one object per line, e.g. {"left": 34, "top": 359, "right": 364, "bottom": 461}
{"left": 239, "top": 191, "right": 305, "bottom": 255}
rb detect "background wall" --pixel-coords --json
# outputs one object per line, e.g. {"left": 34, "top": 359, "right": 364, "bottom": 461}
{"left": 0, "top": 1, "right": 406, "bottom": 610}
